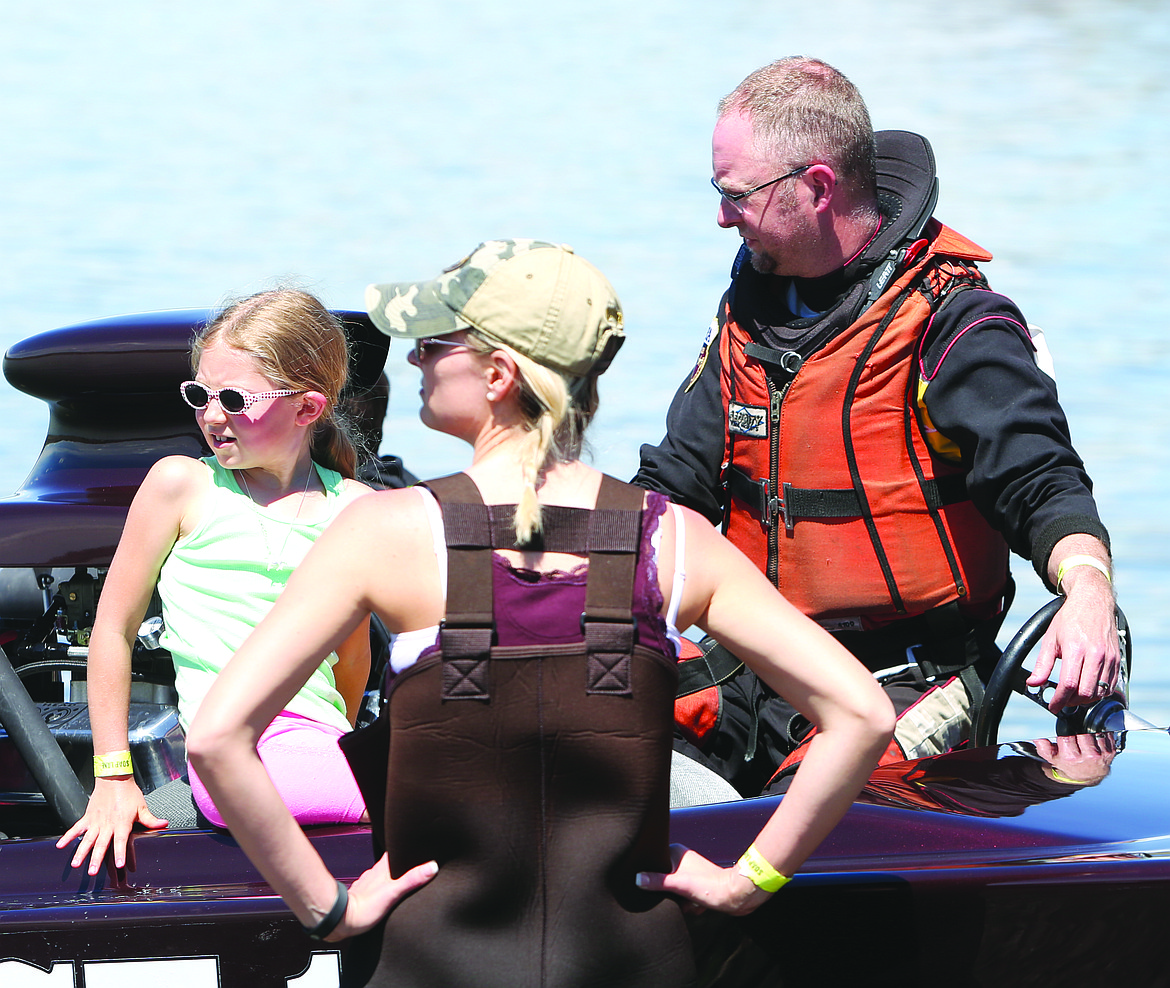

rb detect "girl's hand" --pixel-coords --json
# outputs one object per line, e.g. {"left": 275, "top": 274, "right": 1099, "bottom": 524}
{"left": 327, "top": 854, "right": 438, "bottom": 941}
{"left": 635, "top": 844, "right": 774, "bottom": 917}
{"left": 56, "top": 778, "right": 169, "bottom": 876}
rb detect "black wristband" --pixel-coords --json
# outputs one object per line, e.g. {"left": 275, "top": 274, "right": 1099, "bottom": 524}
{"left": 305, "top": 879, "right": 348, "bottom": 941}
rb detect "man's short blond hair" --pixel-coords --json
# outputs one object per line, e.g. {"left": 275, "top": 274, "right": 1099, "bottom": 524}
{"left": 719, "top": 56, "right": 878, "bottom": 204}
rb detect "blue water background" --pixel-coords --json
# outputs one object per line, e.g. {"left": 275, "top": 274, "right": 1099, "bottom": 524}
{"left": 1, "top": 0, "right": 1167, "bottom": 742}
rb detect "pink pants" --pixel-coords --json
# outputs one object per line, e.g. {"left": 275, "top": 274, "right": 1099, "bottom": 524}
{"left": 188, "top": 711, "right": 367, "bottom": 828}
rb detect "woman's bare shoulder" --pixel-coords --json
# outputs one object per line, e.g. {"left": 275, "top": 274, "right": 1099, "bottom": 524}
{"left": 333, "top": 484, "right": 430, "bottom": 532}
{"left": 339, "top": 476, "right": 375, "bottom": 500}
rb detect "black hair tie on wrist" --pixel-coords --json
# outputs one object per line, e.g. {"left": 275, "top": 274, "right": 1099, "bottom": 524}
{"left": 306, "top": 879, "right": 349, "bottom": 941}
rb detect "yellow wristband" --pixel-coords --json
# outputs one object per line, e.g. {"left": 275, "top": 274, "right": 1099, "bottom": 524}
{"left": 1049, "top": 767, "right": 1089, "bottom": 785}
{"left": 93, "top": 750, "right": 133, "bottom": 777}
{"left": 735, "top": 843, "right": 790, "bottom": 894}
{"left": 1056, "top": 555, "right": 1111, "bottom": 594}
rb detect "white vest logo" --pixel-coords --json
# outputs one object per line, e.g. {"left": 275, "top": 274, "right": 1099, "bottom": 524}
{"left": 728, "top": 402, "right": 767, "bottom": 438}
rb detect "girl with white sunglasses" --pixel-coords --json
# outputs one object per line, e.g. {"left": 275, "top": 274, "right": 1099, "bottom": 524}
{"left": 59, "top": 289, "right": 371, "bottom": 875}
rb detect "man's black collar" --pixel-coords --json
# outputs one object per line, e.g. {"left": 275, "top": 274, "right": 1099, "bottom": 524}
{"left": 861, "top": 129, "right": 939, "bottom": 274}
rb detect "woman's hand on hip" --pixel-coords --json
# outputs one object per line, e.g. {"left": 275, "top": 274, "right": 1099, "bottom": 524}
{"left": 327, "top": 854, "right": 438, "bottom": 941}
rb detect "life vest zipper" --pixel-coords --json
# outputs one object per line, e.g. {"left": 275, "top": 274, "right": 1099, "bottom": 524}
{"left": 765, "top": 377, "right": 790, "bottom": 586}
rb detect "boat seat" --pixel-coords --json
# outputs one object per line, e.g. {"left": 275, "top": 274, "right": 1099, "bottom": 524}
{"left": 669, "top": 749, "right": 742, "bottom": 808}
{"left": 143, "top": 777, "right": 199, "bottom": 829}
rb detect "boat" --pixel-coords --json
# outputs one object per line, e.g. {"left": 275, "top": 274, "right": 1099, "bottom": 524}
{"left": 2, "top": 311, "right": 1169, "bottom": 988}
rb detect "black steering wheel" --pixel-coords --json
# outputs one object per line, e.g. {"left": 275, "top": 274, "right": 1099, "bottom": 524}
{"left": 973, "top": 598, "right": 1132, "bottom": 748}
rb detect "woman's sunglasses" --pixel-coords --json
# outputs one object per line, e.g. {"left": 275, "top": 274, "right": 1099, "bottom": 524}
{"left": 180, "top": 381, "right": 303, "bottom": 415}
{"left": 414, "top": 337, "right": 471, "bottom": 361}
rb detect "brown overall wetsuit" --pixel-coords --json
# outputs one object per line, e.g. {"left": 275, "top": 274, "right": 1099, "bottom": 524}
{"left": 342, "top": 473, "right": 696, "bottom": 988}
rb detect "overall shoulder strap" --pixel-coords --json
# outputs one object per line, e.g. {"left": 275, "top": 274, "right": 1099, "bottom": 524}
{"left": 421, "top": 474, "right": 493, "bottom": 701}
{"left": 583, "top": 476, "right": 645, "bottom": 696}
{"left": 422, "top": 473, "right": 649, "bottom": 700}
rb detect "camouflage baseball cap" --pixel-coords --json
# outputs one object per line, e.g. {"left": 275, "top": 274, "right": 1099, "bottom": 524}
{"left": 364, "top": 239, "right": 624, "bottom": 378}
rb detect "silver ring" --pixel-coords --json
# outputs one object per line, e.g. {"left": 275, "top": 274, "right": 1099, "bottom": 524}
{"left": 1097, "top": 681, "right": 1111, "bottom": 694}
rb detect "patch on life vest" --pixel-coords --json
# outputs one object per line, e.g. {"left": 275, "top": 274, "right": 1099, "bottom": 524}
{"left": 728, "top": 402, "right": 768, "bottom": 438}
{"left": 684, "top": 315, "right": 720, "bottom": 392}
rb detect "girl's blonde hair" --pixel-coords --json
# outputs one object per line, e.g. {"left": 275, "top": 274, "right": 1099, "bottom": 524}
{"left": 466, "top": 332, "right": 600, "bottom": 544}
{"left": 192, "top": 289, "right": 359, "bottom": 479}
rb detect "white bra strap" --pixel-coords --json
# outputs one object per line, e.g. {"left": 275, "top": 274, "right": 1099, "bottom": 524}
{"left": 664, "top": 502, "right": 686, "bottom": 633}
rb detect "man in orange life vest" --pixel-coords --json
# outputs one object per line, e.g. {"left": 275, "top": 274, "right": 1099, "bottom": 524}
{"left": 635, "top": 56, "right": 1119, "bottom": 795}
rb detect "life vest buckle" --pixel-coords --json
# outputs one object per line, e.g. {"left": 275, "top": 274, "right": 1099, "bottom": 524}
{"left": 766, "top": 483, "right": 795, "bottom": 534}
{"left": 766, "top": 494, "right": 781, "bottom": 526}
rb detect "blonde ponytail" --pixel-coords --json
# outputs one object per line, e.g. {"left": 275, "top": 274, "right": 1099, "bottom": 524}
{"left": 513, "top": 400, "right": 561, "bottom": 544}
{"left": 467, "top": 333, "right": 592, "bottom": 545}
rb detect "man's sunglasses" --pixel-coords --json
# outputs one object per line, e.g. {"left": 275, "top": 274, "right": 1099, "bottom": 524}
{"left": 711, "top": 163, "right": 813, "bottom": 211}
{"left": 180, "top": 381, "right": 303, "bottom": 415}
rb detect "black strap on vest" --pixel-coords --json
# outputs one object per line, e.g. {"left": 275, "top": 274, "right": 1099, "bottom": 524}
{"left": 421, "top": 473, "right": 645, "bottom": 701}
{"left": 727, "top": 465, "right": 969, "bottom": 533}
{"left": 676, "top": 636, "right": 745, "bottom": 698}
{"left": 743, "top": 342, "right": 803, "bottom": 382}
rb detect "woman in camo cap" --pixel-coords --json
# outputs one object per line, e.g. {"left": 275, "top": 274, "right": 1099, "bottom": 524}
{"left": 190, "top": 239, "right": 893, "bottom": 988}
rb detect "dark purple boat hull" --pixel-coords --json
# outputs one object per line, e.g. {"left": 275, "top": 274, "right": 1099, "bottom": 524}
{"left": 2, "top": 729, "right": 1169, "bottom": 987}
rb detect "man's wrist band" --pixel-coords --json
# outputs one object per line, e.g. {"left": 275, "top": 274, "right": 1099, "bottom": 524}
{"left": 305, "top": 880, "right": 348, "bottom": 941}
{"left": 93, "top": 751, "right": 133, "bottom": 777}
{"left": 1056, "top": 555, "right": 1112, "bottom": 594}
{"left": 735, "top": 843, "right": 790, "bottom": 894}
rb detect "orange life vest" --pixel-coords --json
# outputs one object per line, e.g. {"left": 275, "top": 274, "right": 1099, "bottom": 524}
{"left": 720, "top": 220, "right": 1010, "bottom": 629}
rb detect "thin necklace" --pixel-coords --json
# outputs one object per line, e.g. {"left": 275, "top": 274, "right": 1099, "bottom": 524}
{"left": 238, "top": 465, "right": 315, "bottom": 574}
